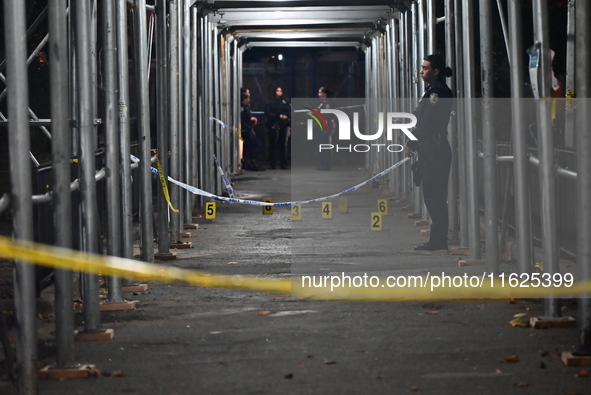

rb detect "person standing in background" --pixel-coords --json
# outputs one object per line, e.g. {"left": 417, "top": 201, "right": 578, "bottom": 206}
{"left": 264, "top": 86, "right": 291, "bottom": 169}
{"left": 316, "top": 86, "right": 336, "bottom": 170}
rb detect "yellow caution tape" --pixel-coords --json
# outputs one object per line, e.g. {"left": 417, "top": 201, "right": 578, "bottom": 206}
{"left": 1, "top": 236, "right": 591, "bottom": 300}
{"left": 152, "top": 150, "right": 179, "bottom": 213}
{"left": 0, "top": 237, "right": 290, "bottom": 294}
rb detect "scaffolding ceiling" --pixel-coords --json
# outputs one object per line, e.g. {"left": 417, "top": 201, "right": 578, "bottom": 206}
{"left": 202, "top": 2, "right": 403, "bottom": 49}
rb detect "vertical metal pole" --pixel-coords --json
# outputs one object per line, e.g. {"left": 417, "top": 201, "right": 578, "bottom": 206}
{"left": 575, "top": 0, "right": 591, "bottom": 355}
{"left": 134, "top": 0, "right": 155, "bottom": 262}
{"left": 117, "top": 0, "right": 134, "bottom": 260}
{"left": 103, "top": 0, "right": 123, "bottom": 302}
{"left": 4, "top": 1, "right": 38, "bottom": 391}
{"left": 74, "top": 0, "right": 102, "bottom": 332}
{"left": 155, "top": 0, "right": 171, "bottom": 253}
{"left": 203, "top": 15, "right": 213, "bottom": 197}
{"left": 454, "top": 0, "right": 469, "bottom": 246}
{"left": 532, "top": 0, "right": 560, "bottom": 317}
{"left": 170, "top": 0, "right": 181, "bottom": 243}
{"left": 508, "top": 0, "right": 533, "bottom": 274}
{"left": 445, "top": 0, "right": 459, "bottom": 241}
{"left": 411, "top": 1, "right": 422, "bottom": 215}
{"left": 49, "top": 0, "right": 75, "bottom": 368}
{"left": 564, "top": 0, "right": 576, "bottom": 148}
{"left": 426, "top": 0, "right": 436, "bottom": 54}
{"left": 191, "top": 7, "right": 199, "bottom": 206}
{"left": 182, "top": 0, "right": 192, "bottom": 225}
{"left": 461, "top": 0, "right": 481, "bottom": 259}
{"left": 213, "top": 27, "right": 222, "bottom": 195}
{"left": 480, "top": 0, "right": 499, "bottom": 274}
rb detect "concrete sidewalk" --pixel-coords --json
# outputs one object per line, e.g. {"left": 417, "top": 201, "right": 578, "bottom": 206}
{"left": 27, "top": 166, "right": 590, "bottom": 394}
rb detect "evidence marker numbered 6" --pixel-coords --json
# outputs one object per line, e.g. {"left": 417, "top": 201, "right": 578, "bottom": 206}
{"left": 263, "top": 198, "right": 273, "bottom": 215}
{"left": 377, "top": 199, "right": 388, "bottom": 215}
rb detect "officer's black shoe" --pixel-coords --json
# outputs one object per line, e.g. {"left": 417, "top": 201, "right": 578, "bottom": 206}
{"left": 411, "top": 162, "right": 422, "bottom": 187}
{"left": 414, "top": 242, "right": 448, "bottom": 251}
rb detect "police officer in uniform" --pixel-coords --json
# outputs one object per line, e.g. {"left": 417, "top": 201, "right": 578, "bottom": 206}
{"left": 405, "top": 54, "right": 454, "bottom": 251}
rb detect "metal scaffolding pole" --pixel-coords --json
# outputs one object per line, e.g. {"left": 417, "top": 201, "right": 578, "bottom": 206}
{"left": 3, "top": 0, "right": 38, "bottom": 391}
{"left": 453, "top": 0, "right": 468, "bottom": 247}
{"left": 532, "top": 0, "right": 560, "bottom": 317}
{"left": 190, "top": 7, "right": 199, "bottom": 210}
{"left": 411, "top": 1, "right": 422, "bottom": 216}
{"left": 103, "top": 0, "right": 124, "bottom": 302}
{"left": 169, "top": 0, "right": 181, "bottom": 243}
{"left": 155, "top": 0, "right": 172, "bottom": 255}
{"left": 426, "top": 0, "right": 436, "bottom": 54}
{"left": 508, "top": 0, "right": 533, "bottom": 274}
{"left": 461, "top": 0, "right": 481, "bottom": 260}
{"left": 575, "top": 0, "right": 591, "bottom": 355}
{"left": 445, "top": 0, "right": 459, "bottom": 241}
{"left": 117, "top": 0, "right": 134, "bottom": 261}
{"left": 204, "top": 15, "right": 214, "bottom": 197}
{"left": 182, "top": 0, "right": 192, "bottom": 225}
{"left": 480, "top": 0, "right": 499, "bottom": 274}
{"left": 48, "top": 0, "right": 75, "bottom": 368}
{"left": 74, "top": 0, "right": 102, "bottom": 332}
{"left": 564, "top": 0, "right": 576, "bottom": 148}
{"left": 134, "top": 0, "right": 155, "bottom": 262}
{"left": 213, "top": 27, "right": 222, "bottom": 195}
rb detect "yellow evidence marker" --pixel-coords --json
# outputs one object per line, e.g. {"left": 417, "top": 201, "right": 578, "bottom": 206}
{"left": 291, "top": 204, "right": 302, "bottom": 221}
{"left": 263, "top": 198, "right": 274, "bottom": 215}
{"left": 338, "top": 197, "right": 348, "bottom": 213}
{"left": 205, "top": 202, "right": 216, "bottom": 219}
{"left": 371, "top": 212, "right": 382, "bottom": 231}
{"left": 377, "top": 199, "right": 388, "bottom": 215}
{"left": 322, "top": 202, "right": 332, "bottom": 219}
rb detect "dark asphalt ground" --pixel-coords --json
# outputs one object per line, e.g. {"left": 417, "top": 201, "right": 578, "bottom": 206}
{"left": 2, "top": 163, "right": 589, "bottom": 394}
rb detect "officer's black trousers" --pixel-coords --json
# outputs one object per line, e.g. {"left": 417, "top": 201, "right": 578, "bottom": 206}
{"left": 420, "top": 140, "right": 452, "bottom": 245}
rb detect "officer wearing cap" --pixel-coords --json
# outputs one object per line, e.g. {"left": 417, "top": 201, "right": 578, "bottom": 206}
{"left": 405, "top": 54, "right": 454, "bottom": 251}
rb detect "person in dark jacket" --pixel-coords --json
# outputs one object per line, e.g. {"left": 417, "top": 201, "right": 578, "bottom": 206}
{"left": 405, "top": 54, "right": 454, "bottom": 251}
{"left": 240, "top": 90, "right": 262, "bottom": 171}
{"left": 264, "top": 86, "right": 291, "bottom": 169}
{"left": 316, "top": 86, "right": 337, "bottom": 170}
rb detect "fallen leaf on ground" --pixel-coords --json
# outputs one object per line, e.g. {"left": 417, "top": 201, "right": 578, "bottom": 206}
{"left": 425, "top": 311, "right": 439, "bottom": 315}
{"left": 575, "top": 369, "right": 588, "bottom": 378}
{"left": 323, "top": 359, "right": 336, "bottom": 365}
{"left": 257, "top": 311, "right": 272, "bottom": 316}
{"left": 284, "top": 373, "right": 293, "bottom": 379}
{"left": 514, "top": 381, "right": 532, "bottom": 388}
{"left": 509, "top": 317, "right": 529, "bottom": 328}
{"left": 409, "top": 386, "right": 420, "bottom": 391}
{"left": 501, "top": 355, "right": 520, "bottom": 363}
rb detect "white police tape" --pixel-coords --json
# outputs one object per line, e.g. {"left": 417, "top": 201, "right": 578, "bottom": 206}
{"left": 213, "top": 154, "right": 235, "bottom": 198}
{"left": 150, "top": 156, "right": 410, "bottom": 207}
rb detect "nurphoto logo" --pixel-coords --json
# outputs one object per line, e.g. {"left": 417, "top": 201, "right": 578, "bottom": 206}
{"left": 304, "top": 108, "right": 418, "bottom": 153}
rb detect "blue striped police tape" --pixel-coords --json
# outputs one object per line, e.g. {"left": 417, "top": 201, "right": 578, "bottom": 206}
{"left": 150, "top": 156, "right": 410, "bottom": 207}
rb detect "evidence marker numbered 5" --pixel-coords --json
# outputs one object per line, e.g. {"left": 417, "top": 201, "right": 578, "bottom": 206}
{"left": 205, "top": 201, "right": 216, "bottom": 219}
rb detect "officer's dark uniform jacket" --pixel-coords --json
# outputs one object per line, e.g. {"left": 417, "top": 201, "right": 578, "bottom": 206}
{"left": 408, "top": 77, "right": 454, "bottom": 247}
{"left": 407, "top": 78, "right": 453, "bottom": 157}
